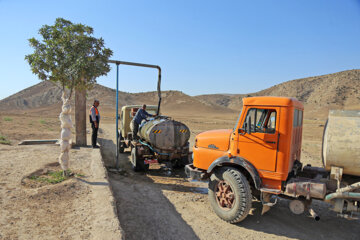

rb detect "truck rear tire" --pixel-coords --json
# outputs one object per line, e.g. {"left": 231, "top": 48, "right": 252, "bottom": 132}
{"left": 131, "top": 147, "right": 149, "bottom": 172}
{"left": 208, "top": 167, "right": 252, "bottom": 223}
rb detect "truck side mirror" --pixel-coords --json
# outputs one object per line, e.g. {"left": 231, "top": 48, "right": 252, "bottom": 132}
{"left": 246, "top": 116, "right": 251, "bottom": 134}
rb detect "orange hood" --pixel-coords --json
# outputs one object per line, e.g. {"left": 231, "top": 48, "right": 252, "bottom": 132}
{"left": 195, "top": 129, "right": 233, "bottom": 151}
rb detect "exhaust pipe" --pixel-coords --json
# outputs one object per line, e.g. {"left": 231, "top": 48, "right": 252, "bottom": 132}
{"left": 309, "top": 208, "right": 320, "bottom": 221}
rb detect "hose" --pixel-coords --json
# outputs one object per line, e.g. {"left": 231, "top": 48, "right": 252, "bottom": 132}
{"left": 138, "top": 139, "right": 171, "bottom": 156}
{"left": 325, "top": 181, "right": 360, "bottom": 201}
{"left": 325, "top": 192, "right": 360, "bottom": 201}
{"left": 337, "top": 182, "right": 360, "bottom": 193}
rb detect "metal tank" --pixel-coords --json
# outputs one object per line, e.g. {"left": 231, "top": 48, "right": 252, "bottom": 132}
{"left": 322, "top": 110, "right": 360, "bottom": 176}
{"left": 138, "top": 118, "right": 190, "bottom": 151}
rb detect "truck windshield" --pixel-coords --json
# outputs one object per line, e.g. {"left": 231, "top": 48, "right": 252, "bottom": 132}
{"left": 233, "top": 110, "right": 242, "bottom": 132}
{"left": 147, "top": 110, "right": 157, "bottom": 115}
{"left": 129, "top": 109, "right": 157, "bottom": 119}
{"left": 243, "top": 108, "right": 277, "bottom": 134}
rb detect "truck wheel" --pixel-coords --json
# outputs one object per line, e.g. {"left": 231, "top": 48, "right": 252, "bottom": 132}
{"left": 119, "top": 145, "right": 125, "bottom": 153}
{"left": 118, "top": 132, "right": 125, "bottom": 153}
{"left": 208, "top": 167, "right": 252, "bottom": 223}
{"left": 131, "top": 147, "right": 149, "bottom": 172}
{"left": 118, "top": 139, "right": 125, "bottom": 153}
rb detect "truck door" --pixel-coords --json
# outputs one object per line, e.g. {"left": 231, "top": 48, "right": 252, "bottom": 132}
{"left": 237, "top": 107, "right": 280, "bottom": 172}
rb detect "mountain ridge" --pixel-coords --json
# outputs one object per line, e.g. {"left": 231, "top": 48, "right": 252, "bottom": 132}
{"left": 1, "top": 69, "right": 359, "bottom": 116}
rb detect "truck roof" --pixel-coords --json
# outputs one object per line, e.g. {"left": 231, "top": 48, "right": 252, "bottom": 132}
{"left": 243, "top": 96, "right": 304, "bottom": 108}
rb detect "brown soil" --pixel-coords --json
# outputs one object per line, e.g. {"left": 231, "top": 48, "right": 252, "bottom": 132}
{"left": 1, "top": 106, "right": 359, "bottom": 239}
{"left": 99, "top": 121, "right": 360, "bottom": 240}
{"left": 20, "top": 162, "right": 87, "bottom": 189}
{"left": 1, "top": 69, "right": 360, "bottom": 239}
{"left": 0, "top": 121, "right": 122, "bottom": 239}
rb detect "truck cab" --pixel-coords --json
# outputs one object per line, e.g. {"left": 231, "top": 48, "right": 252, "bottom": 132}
{"left": 118, "top": 105, "right": 158, "bottom": 153}
{"left": 119, "top": 105, "right": 158, "bottom": 140}
{"left": 186, "top": 96, "right": 304, "bottom": 222}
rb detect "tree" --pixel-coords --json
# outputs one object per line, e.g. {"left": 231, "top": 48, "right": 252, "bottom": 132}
{"left": 25, "top": 18, "right": 113, "bottom": 175}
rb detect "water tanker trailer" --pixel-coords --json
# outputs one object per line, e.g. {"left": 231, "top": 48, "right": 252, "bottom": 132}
{"left": 186, "top": 97, "right": 360, "bottom": 222}
{"left": 132, "top": 116, "right": 190, "bottom": 171}
{"left": 118, "top": 105, "right": 191, "bottom": 171}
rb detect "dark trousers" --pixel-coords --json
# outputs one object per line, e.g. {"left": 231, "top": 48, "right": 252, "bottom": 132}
{"left": 133, "top": 121, "right": 139, "bottom": 140}
{"left": 91, "top": 123, "right": 99, "bottom": 147}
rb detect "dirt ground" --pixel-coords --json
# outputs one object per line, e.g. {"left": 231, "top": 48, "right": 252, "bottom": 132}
{"left": 1, "top": 110, "right": 360, "bottom": 240}
{"left": 99, "top": 120, "right": 360, "bottom": 240}
{"left": 0, "top": 117, "right": 122, "bottom": 239}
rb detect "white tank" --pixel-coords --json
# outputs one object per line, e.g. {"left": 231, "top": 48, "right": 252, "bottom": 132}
{"left": 322, "top": 110, "right": 360, "bottom": 176}
{"left": 139, "top": 118, "right": 190, "bottom": 151}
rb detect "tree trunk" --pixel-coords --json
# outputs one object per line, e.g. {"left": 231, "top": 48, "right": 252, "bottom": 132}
{"left": 75, "top": 88, "right": 87, "bottom": 146}
{"left": 59, "top": 92, "right": 72, "bottom": 173}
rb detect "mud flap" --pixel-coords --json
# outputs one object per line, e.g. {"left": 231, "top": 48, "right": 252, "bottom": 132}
{"left": 261, "top": 205, "right": 271, "bottom": 215}
{"left": 261, "top": 192, "right": 278, "bottom": 215}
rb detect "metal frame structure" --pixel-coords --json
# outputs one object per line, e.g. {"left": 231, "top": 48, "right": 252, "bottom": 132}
{"left": 108, "top": 60, "right": 162, "bottom": 169}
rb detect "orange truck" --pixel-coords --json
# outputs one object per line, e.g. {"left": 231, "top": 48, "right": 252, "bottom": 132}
{"left": 185, "top": 96, "right": 360, "bottom": 223}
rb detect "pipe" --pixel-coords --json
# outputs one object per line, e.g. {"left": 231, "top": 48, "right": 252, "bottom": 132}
{"left": 108, "top": 60, "right": 162, "bottom": 169}
{"left": 138, "top": 139, "right": 170, "bottom": 156}
{"left": 325, "top": 181, "right": 360, "bottom": 201}
{"left": 115, "top": 63, "right": 119, "bottom": 169}
{"left": 157, "top": 69, "right": 162, "bottom": 116}
{"left": 337, "top": 182, "right": 360, "bottom": 194}
{"left": 309, "top": 208, "right": 320, "bottom": 221}
{"left": 108, "top": 61, "right": 162, "bottom": 115}
{"left": 108, "top": 60, "right": 160, "bottom": 70}
{"left": 325, "top": 192, "right": 360, "bottom": 201}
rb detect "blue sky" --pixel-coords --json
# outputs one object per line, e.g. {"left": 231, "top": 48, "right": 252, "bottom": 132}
{"left": 1, "top": 0, "right": 360, "bottom": 100}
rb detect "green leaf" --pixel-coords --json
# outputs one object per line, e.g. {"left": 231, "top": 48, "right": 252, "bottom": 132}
{"left": 25, "top": 18, "right": 113, "bottom": 96}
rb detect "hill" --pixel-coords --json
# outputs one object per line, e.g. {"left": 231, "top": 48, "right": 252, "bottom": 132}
{"left": 0, "top": 81, "right": 234, "bottom": 116}
{"left": 195, "top": 69, "right": 360, "bottom": 112}
{"left": 1, "top": 69, "right": 359, "bottom": 119}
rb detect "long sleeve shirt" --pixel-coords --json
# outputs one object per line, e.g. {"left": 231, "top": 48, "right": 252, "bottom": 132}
{"left": 133, "top": 108, "right": 152, "bottom": 124}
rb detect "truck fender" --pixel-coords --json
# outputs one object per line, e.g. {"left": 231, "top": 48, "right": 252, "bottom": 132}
{"left": 207, "top": 156, "right": 262, "bottom": 189}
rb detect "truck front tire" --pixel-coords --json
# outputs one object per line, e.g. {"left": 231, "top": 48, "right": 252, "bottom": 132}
{"left": 208, "top": 167, "right": 252, "bottom": 223}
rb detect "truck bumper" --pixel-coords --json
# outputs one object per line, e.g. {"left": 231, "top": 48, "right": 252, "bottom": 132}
{"left": 185, "top": 164, "right": 208, "bottom": 181}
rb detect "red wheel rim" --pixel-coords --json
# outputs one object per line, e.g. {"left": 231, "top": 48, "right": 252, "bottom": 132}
{"left": 215, "top": 180, "right": 235, "bottom": 210}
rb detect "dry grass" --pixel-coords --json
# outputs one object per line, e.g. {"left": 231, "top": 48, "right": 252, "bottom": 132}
{"left": 0, "top": 134, "right": 11, "bottom": 145}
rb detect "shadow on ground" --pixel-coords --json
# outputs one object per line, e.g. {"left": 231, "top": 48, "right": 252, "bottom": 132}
{"left": 98, "top": 136, "right": 200, "bottom": 240}
{"left": 237, "top": 200, "right": 360, "bottom": 240}
{"left": 75, "top": 177, "right": 109, "bottom": 186}
{"left": 98, "top": 135, "right": 360, "bottom": 240}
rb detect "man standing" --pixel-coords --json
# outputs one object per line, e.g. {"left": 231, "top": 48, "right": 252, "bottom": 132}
{"left": 132, "top": 104, "right": 155, "bottom": 140}
{"left": 89, "top": 100, "right": 100, "bottom": 148}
